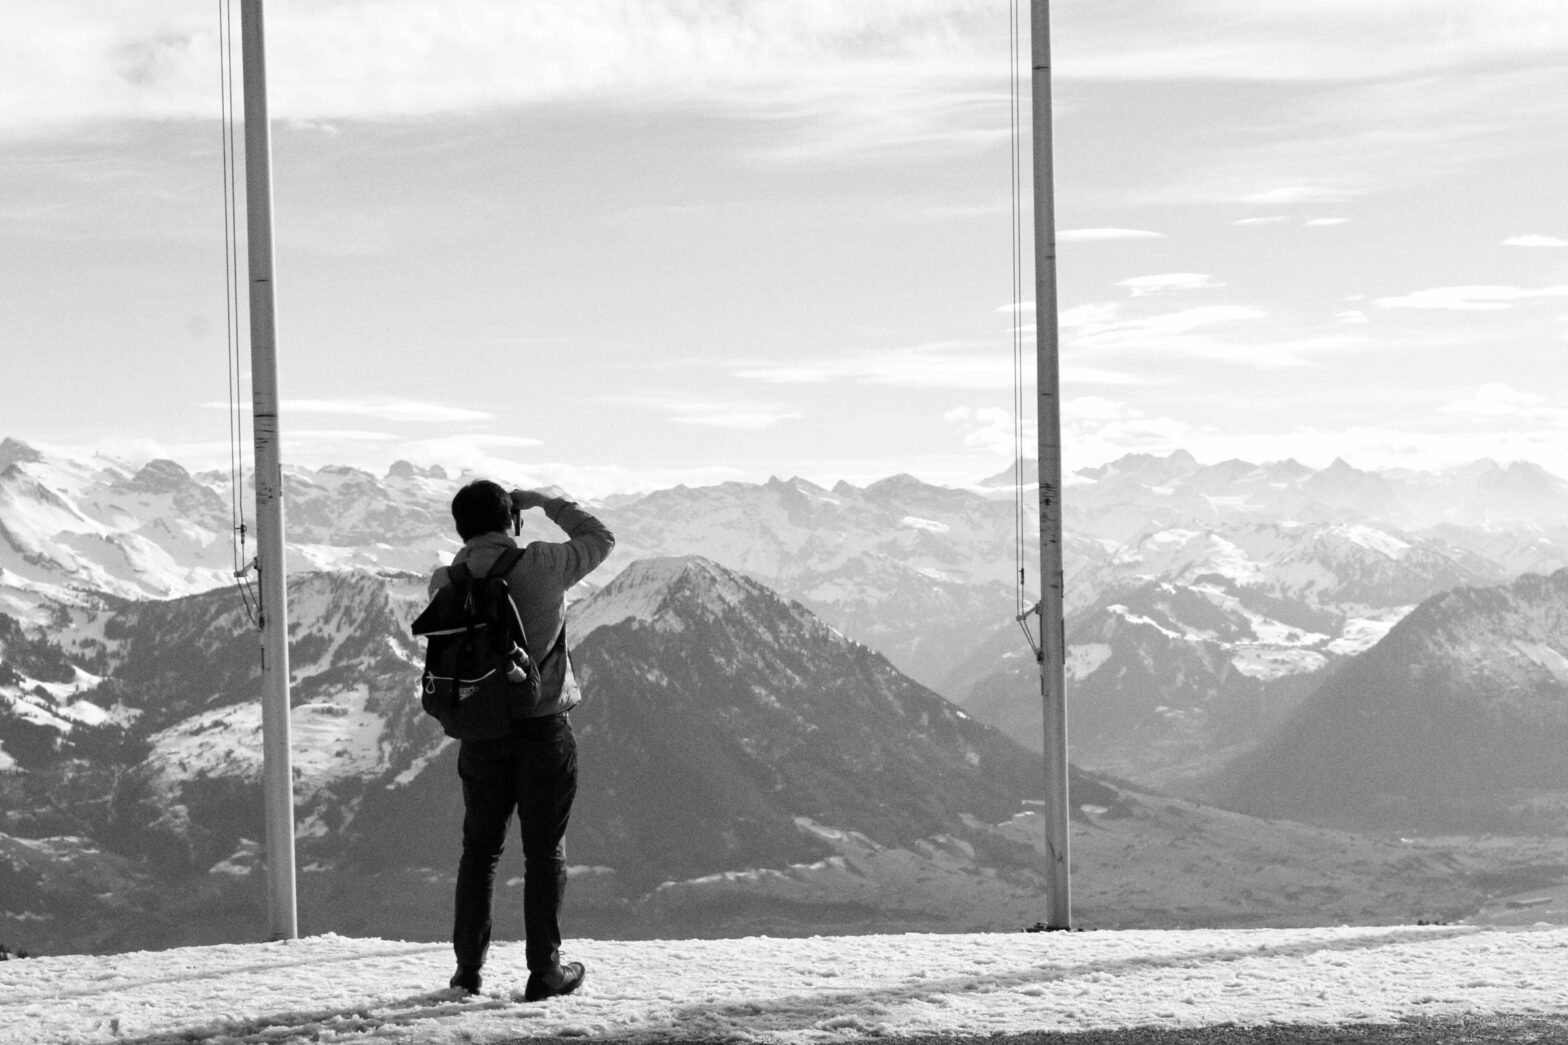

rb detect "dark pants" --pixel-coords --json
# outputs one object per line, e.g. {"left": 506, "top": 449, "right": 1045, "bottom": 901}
{"left": 452, "top": 714, "right": 577, "bottom": 975}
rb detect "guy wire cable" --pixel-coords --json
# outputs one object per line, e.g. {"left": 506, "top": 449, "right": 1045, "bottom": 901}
{"left": 219, "top": 0, "right": 259, "bottom": 627}
{"left": 1010, "top": 0, "right": 1039, "bottom": 656}
{"left": 1010, "top": 0, "right": 1022, "bottom": 618}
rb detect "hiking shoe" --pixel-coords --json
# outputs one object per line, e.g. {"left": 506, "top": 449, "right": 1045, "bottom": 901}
{"left": 449, "top": 966, "right": 482, "bottom": 995}
{"left": 524, "top": 961, "right": 585, "bottom": 1002}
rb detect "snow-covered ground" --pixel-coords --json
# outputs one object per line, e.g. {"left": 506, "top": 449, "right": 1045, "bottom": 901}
{"left": 5, "top": 925, "right": 1568, "bottom": 1044}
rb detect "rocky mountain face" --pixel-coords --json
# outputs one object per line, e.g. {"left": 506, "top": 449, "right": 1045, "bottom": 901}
{"left": 1216, "top": 568, "right": 1568, "bottom": 833}
{"left": 566, "top": 556, "right": 1040, "bottom": 884}
{"left": 1, "top": 569, "right": 431, "bottom": 871}
{"left": 0, "top": 566, "right": 435, "bottom": 951}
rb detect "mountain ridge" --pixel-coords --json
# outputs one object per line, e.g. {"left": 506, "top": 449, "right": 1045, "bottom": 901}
{"left": 7, "top": 436, "right": 1568, "bottom": 797}
{"left": 1217, "top": 567, "right": 1568, "bottom": 831}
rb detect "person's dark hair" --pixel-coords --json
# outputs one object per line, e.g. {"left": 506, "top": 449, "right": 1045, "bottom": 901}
{"left": 451, "top": 480, "right": 512, "bottom": 541}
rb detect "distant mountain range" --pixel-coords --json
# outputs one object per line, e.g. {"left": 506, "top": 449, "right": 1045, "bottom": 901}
{"left": 10, "top": 436, "right": 1568, "bottom": 951}
{"left": 8, "top": 434, "right": 1568, "bottom": 787}
{"left": 7, "top": 436, "right": 1568, "bottom": 698}
{"left": 1066, "top": 449, "right": 1568, "bottom": 539}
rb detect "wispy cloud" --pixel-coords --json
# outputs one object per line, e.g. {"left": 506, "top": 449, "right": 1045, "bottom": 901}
{"left": 596, "top": 393, "right": 802, "bottom": 430}
{"left": 207, "top": 397, "right": 494, "bottom": 423}
{"left": 1375, "top": 285, "right": 1568, "bottom": 311}
{"left": 1063, "top": 366, "right": 1156, "bottom": 387}
{"left": 1140, "top": 61, "right": 1567, "bottom": 209}
{"left": 46, "top": 436, "right": 239, "bottom": 473}
{"left": 1060, "top": 302, "right": 1377, "bottom": 370}
{"left": 1437, "top": 384, "right": 1568, "bottom": 425}
{"left": 919, "top": 201, "right": 1011, "bottom": 222}
{"left": 312, "top": 434, "right": 746, "bottom": 500}
{"left": 1059, "top": 228, "right": 1165, "bottom": 242}
{"left": 673, "top": 411, "right": 803, "bottom": 431}
{"left": 1243, "top": 186, "right": 1357, "bottom": 205}
{"left": 735, "top": 341, "right": 1014, "bottom": 390}
{"left": 287, "top": 399, "right": 495, "bottom": 423}
{"left": 287, "top": 429, "right": 399, "bottom": 443}
{"left": 737, "top": 68, "right": 1013, "bottom": 163}
{"left": 1117, "top": 273, "right": 1225, "bottom": 296}
{"left": 1064, "top": 302, "right": 1263, "bottom": 348}
{"left": 944, "top": 406, "right": 1034, "bottom": 460}
{"left": 1, "top": 0, "right": 1013, "bottom": 161}
{"left": 1061, "top": 397, "right": 1202, "bottom": 468}
{"left": 1056, "top": 1, "right": 1568, "bottom": 82}
{"left": 384, "top": 434, "right": 556, "bottom": 485}
{"left": 1503, "top": 234, "right": 1568, "bottom": 248}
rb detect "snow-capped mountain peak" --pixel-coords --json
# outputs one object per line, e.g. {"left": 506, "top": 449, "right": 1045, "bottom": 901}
{"left": 0, "top": 437, "right": 43, "bottom": 470}
{"left": 571, "top": 555, "right": 715, "bottom": 636}
{"left": 568, "top": 554, "right": 808, "bottom": 645}
{"left": 114, "top": 459, "right": 197, "bottom": 496}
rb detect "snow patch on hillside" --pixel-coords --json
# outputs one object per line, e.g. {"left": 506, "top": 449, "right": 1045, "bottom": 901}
{"left": 1327, "top": 607, "right": 1412, "bottom": 655}
{"left": 3, "top": 692, "right": 76, "bottom": 733}
{"left": 1066, "top": 642, "right": 1112, "bottom": 680}
{"left": 390, "top": 737, "right": 454, "bottom": 788}
{"left": 1342, "top": 523, "right": 1411, "bottom": 558}
{"left": 900, "top": 515, "right": 950, "bottom": 534}
{"left": 1106, "top": 604, "right": 1183, "bottom": 641}
{"left": 1513, "top": 641, "right": 1568, "bottom": 683}
{"left": 1231, "top": 646, "right": 1328, "bottom": 679}
{"left": 1190, "top": 580, "right": 1329, "bottom": 651}
{"left": 145, "top": 686, "right": 391, "bottom": 796}
{"left": 1202, "top": 493, "right": 1257, "bottom": 511}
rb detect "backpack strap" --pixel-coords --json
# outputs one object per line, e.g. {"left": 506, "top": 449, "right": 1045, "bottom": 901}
{"left": 445, "top": 547, "right": 521, "bottom": 590}
{"left": 482, "top": 546, "right": 531, "bottom": 654}
{"left": 447, "top": 547, "right": 557, "bottom": 662}
{"left": 486, "top": 546, "right": 526, "bottom": 580}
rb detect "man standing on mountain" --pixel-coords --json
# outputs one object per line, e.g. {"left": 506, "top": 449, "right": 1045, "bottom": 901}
{"left": 434, "top": 480, "right": 614, "bottom": 1001}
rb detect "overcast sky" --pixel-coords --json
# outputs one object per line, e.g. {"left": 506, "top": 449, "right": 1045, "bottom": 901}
{"left": 3, "top": 1, "right": 1566, "bottom": 495}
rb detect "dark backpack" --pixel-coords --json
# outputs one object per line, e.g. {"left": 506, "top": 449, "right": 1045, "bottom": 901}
{"left": 412, "top": 547, "right": 543, "bottom": 740}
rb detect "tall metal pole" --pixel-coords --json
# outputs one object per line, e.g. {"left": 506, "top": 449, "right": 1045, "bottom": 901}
{"left": 240, "top": 0, "right": 298, "bottom": 942}
{"left": 1032, "top": 0, "right": 1070, "bottom": 929}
